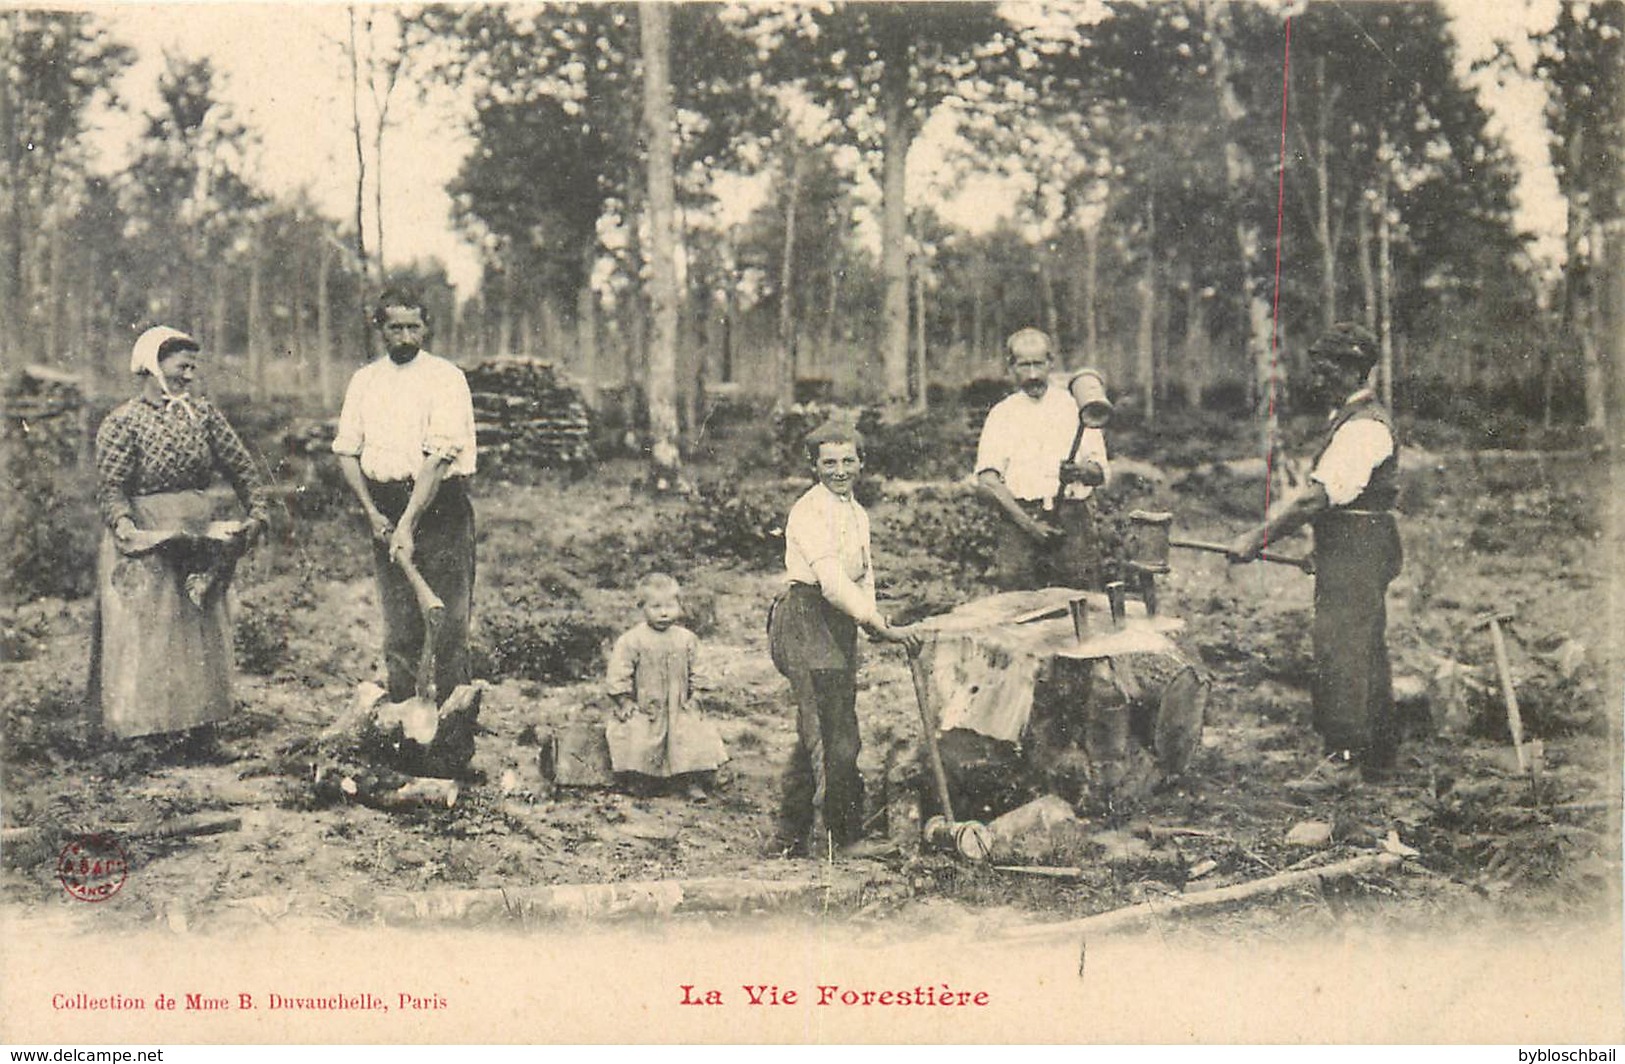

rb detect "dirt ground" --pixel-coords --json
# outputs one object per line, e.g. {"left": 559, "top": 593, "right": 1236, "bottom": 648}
{"left": 1, "top": 409, "right": 1618, "bottom": 942}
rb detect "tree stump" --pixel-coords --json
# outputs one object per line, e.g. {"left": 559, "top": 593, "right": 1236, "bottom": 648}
{"left": 311, "top": 682, "right": 482, "bottom": 811}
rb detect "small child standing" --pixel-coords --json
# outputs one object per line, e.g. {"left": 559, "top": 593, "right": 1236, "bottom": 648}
{"left": 604, "top": 573, "right": 728, "bottom": 799}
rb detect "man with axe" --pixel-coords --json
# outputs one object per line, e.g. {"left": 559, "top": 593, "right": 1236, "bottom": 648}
{"left": 333, "top": 287, "right": 478, "bottom": 706}
{"left": 974, "top": 327, "right": 1112, "bottom": 591}
{"left": 1226, "top": 323, "right": 1403, "bottom": 793}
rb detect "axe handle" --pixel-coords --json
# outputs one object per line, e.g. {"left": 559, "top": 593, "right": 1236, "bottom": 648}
{"left": 397, "top": 554, "right": 445, "bottom": 703}
{"left": 1169, "top": 537, "right": 1314, "bottom": 574}
{"left": 907, "top": 645, "right": 957, "bottom": 825}
{"left": 396, "top": 553, "right": 445, "bottom": 616}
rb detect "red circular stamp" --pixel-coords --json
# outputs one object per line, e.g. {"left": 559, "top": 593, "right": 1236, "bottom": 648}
{"left": 57, "top": 834, "right": 129, "bottom": 902}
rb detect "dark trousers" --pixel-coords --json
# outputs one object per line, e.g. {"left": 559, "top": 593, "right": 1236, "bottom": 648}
{"left": 768, "top": 585, "right": 865, "bottom": 847}
{"left": 990, "top": 497, "right": 1101, "bottom": 591}
{"left": 1311, "top": 511, "right": 1402, "bottom": 761}
{"left": 366, "top": 477, "right": 476, "bottom": 704}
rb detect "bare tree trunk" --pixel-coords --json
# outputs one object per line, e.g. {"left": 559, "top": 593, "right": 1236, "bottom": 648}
{"left": 821, "top": 245, "right": 842, "bottom": 367}
{"left": 640, "top": 2, "right": 681, "bottom": 481}
{"left": 1583, "top": 220, "right": 1609, "bottom": 431}
{"left": 0, "top": 14, "right": 19, "bottom": 376}
{"left": 248, "top": 238, "right": 265, "bottom": 400}
{"left": 720, "top": 238, "right": 736, "bottom": 386}
{"left": 73, "top": 247, "right": 93, "bottom": 381}
{"left": 1357, "top": 193, "right": 1377, "bottom": 334}
{"left": 971, "top": 254, "right": 986, "bottom": 366}
{"left": 577, "top": 283, "right": 599, "bottom": 403}
{"left": 1210, "top": 2, "right": 1279, "bottom": 467}
{"left": 879, "top": 55, "right": 913, "bottom": 403}
{"left": 1611, "top": 50, "right": 1625, "bottom": 446}
{"left": 45, "top": 220, "right": 62, "bottom": 364}
{"left": 1309, "top": 58, "right": 1338, "bottom": 330}
{"left": 1136, "top": 195, "right": 1156, "bottom": 423}
{"left": 1038, "top": 257, "right": 1059, "bottom": 352}
{"left": 1377, "top": 145, "right": 1394, "bottom": 411}
{"left": 208, "top": 256, "right": 228, "bottom": 357}
{"left": 1186, "top": 276, "right": 1211, "bottom": 406}
{"left": 778, "top": 149, "right": 802, "bottom": 408}
{"left": 1083, "top": 223, "right": 1099, "bottom": 362}
{"left": 348, "top": 6, "right": 373, "bottom": 359}
{"left": 317, "top": 243, "right": 334, "bottom": 409}
{"left": 913, "top": 255, "right": 928, "bottom": 412}
{"left": 496, "top": 267, "right": 514, "bottom": 356}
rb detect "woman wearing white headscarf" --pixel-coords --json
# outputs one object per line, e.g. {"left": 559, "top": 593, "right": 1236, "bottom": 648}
{"left": 89, "top": 326, "right": 268, "bottom": 739}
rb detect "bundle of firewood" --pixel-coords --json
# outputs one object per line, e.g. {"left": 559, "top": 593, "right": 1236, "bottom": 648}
{"left": 465, "top": 357, "right": 593, "bottom": 469}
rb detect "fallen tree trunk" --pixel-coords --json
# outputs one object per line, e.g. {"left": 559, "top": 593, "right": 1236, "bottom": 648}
{"left": 998, "top": 852, "right": 1404, "bottom": 943}
{"left": 1, "top": 814, "right": 243, "bottom": 868}
{"left": 226, "top": 876, "right": 851, "bottom": 927}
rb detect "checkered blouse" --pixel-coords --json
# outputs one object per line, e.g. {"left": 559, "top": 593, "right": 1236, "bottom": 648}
{"left": 95, "top": 395, "right": 269, "bottom": 530}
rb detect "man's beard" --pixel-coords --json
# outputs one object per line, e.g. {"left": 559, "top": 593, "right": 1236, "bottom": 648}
{"left": 387, "top": 342, "right": 420, "bottom": 363}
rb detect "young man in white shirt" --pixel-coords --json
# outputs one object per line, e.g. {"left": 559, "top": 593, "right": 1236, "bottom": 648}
{"left": 767, "top": 422, "right": 918, "bottom": 859}
{"left": 1228, "top": 323, "right": 1402, "bottom": 792}
{"left": 333, "top": 288, "right": 478, "bottom": 705}
{"left": 974, "top": 327, "right": 1111, "bottom": 590}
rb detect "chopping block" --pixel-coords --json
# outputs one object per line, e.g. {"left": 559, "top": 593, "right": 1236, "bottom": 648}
{"left": 907, "top": 589, "right": 1208, "bottom": 818}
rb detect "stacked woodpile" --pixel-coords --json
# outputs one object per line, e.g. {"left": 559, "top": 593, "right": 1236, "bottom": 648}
{"left": 466, "top": 357, "right": 593, "bottom": 469}
{"left": 3, "top": 366, "right": 97, "bottom": 600}
{"left": 3, "top": 365, "right": 86, "bottom": 464}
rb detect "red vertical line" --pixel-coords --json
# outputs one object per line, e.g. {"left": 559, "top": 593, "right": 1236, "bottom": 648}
{"left": 1262, "top": 16, "right": 1293, "bottom": 549}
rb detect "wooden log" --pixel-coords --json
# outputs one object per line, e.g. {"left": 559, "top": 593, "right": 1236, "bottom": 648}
{"left": 220, "top": 876, "right": 847, "bottom": 928}
{"left": 998, "top": 852, "right": 1404, "bottom": 942}
{"left": 1, "top": 814, "right": 241, "bottom": 849}
{"left": 342, "top": 775, "right": 459, "bottom": 810}
{"left": 994, "top": 864, "right": 1086, "bottom": 880}
{"left": 1135, "top": 824, "right": 1231, "bottom": 842}
{"left": 316, "top": 765, "right": 461, "bottom": 811}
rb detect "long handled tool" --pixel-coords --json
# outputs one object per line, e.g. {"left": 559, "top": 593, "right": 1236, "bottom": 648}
{"left": 397, "top": 552, "right": 445, "bottom": 705}
{"left": 1125, "top": 510, "right": 1314, "bottom": 574}
{"left": 907, "top": 645, "right": 957, "bottom": 825}
{"left": 1170, "top": 536, "right": 1314, "bottom": 574}
{"left": 1473, "top": 610, "right": 1529, "bottom": 773}
{"left": 906, "top": 644, "right": 992, "bottom": 861}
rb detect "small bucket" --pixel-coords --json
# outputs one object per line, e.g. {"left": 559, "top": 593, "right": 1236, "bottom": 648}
{"left": 1068, "top": 369, "right": 1114, "bottom": 428}
{"left": 544, "top": 719, "right": 614, "bottom": 787}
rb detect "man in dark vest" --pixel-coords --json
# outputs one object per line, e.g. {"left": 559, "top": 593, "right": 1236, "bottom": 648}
{"left": 1227, "top": 323, "right": 1402, "bottom": 792}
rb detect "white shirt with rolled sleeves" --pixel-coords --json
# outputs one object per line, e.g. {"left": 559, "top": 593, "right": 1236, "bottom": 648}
{"left": 784, "top": 483, "right": 880, "bottom": 628}
{"left": 974, "top": 375, "right": 1109, "bottom": 506}
{"left": 1311, "top": 391, "right": 1395, "bottom": 507}
{"left": 331, "top": 351, "right": 477, "bottom": 482}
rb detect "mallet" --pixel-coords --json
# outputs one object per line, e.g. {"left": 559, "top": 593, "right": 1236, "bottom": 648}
{"left": 907, "top": 644, "right": 993, "bottom": 861}
{"left": 1126, "top": 510, "right": 1314, "bottom": 574}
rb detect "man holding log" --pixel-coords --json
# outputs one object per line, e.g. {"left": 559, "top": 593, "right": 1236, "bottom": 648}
{"left": 974, "top": 327, "right": 1112, "bottom": 591}
{"left": 1227, "top": 323, "right": 1403, "bottom": 792}
{"left": 334, "top": 288, "right": 478, "bottom": 705}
